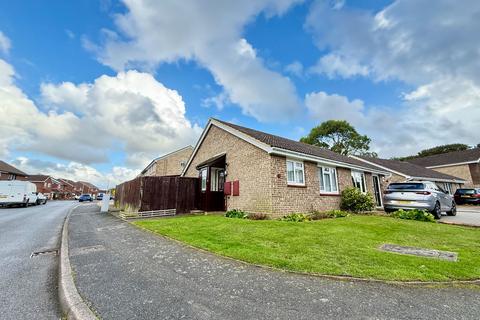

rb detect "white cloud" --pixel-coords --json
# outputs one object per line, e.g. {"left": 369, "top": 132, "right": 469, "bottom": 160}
{"left": 305, "top": 91, "right": 365, "bottom": 121}
{"left": 12, "top": 157, "right": 138, "bottom": 189}
{"left": 89, "top": 0, "right": 302, "bottom": 122}
{"left": 0, "top": 59, "right": 201, "bottom": 168}
{"left": 309, "top": 53, "right": 369, "bottom": 79}
{"left": 284, "top": 60, "right": 304, "bottom": 77}
{"left": 0, "top": 31, "right": 11, "bottom": 54}
{"left": 305, "top": 0, "right": 480, "bottom": 157}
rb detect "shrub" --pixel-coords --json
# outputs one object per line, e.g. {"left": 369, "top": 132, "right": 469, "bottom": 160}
{"left": 390, "top": 209, "right": 436, "bottom": 222}
{"left": 340, "top": 187, "right": 375, "bottom": 213}
{"left": 279, "top": 213, "right": 310, "bottom": 222}
{"left": 309, "top": 210, "right": 350, "bottom": 220}
{"left": 225, "top": 209, "right": 248, "bottom": 219}
{"left": 248, "top": 212, "right": 268, "bottom": 220}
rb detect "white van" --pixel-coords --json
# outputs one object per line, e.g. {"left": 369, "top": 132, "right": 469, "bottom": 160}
{"left": 0, "top": 181, "right": 38, "bottom": 207}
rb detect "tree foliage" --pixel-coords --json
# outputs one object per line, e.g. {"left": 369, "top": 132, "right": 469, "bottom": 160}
{"left": 396, "top": 143, "right": 470, "bottom": 161}
{"left": 300, "top": 120, "right": 376, "bottom": 156}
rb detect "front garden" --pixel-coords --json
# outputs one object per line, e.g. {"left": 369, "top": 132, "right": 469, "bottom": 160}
{"left": 134, "top": 212, "right": 480, "bottom": 282}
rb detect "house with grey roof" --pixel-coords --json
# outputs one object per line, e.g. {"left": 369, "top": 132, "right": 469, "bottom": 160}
{"left": 352, "top": 156, "right": 465, "bottom": 196}
{"left": 407, "top": 148, "right": 480, "bottom": 187}
{"left": 140, "top": 146, "right": 193, "bottom": 177}
{"left": 0, "top": 160, "right": 27, "bottom": 181}
{"left": 181, "top": 118, "right": 389, "bottom": 215}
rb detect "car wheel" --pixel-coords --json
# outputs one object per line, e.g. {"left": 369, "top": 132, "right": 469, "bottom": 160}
{"left": 446, "top": 201, "right": 457, "bottom": 216}
{"left": 431, "top": 201, "right": 442, "bottom": 219}
{"left": 23, "top": 200, "right": 29, "bottom": 207}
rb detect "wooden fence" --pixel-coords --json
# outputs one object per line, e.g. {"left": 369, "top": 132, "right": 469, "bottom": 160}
{"left": 115, "top": 176, "right": 199, "bottom": 213}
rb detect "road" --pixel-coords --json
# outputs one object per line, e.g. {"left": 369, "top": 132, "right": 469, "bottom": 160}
{"left": 69, "top": 206, "right": 480, "bottom": 320}
{"left": 0, "top": 201, "right": 76, "bottom": 320}
{"left": 441, "top": 205, "right": 480, "bottom": 226}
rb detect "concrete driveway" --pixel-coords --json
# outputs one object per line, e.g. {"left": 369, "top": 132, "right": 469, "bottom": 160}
{"left": 441, "top": 205, "right": 480, "bottom": 226}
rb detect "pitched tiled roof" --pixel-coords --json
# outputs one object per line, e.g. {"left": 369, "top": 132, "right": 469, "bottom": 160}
{"left": 0, "top": 160, "right": 27, "bottom": 176}
{"left": 356, "top": 156, "right": 465, "bottom": 182}
{"left": 213, "top": 119, "right": 385, "bottom": 172}
{"left": 407, "top": 148, "right": 480, "bottom": 167}
{"left": 27, "top": 174, "right": 50, "bottom": 182}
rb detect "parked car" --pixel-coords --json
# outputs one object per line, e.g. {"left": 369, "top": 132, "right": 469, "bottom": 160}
{"left": 96, "top": 193, "right": 103, "bottom": 201}
{"left": 78, "top": 194, "right": 93, "bottom": 202}
{"left": 383, "top": 181, "right": 456, "bottom": 219}
{"left": 36, "top": 193, "right": 48, "bottom": 205}
{"left": 74, "top": 194, "right": 80, "bottom": 200}
{"left": 0, "top": 181, "right": 38, "bottom": 207}
{"left": 454, "top": 188, "right": 480, "bottom": 205}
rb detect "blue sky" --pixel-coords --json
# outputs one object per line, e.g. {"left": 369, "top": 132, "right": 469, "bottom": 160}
{"left": 1, "top": 0, "right": 479, "bottom": 187}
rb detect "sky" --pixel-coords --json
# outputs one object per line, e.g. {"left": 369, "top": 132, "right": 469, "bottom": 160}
{"left": 1, "top": 0, "right": 479, "bottom": 188}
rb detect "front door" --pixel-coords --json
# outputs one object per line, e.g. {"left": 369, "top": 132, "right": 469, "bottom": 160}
{"left": 372, "top": 175, "right": 382, "bottom": 207}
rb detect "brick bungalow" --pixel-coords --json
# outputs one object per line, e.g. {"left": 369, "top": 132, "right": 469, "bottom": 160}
{"left": 139, "top": 146, "right": 193, "bottom": 177}
{"left": 408, "top": 148, "right": 480, "bottom": 187}
{"left": 0, "top": 160, "right": 28, "bottom": 181}
{"left": 181, "top": 119, "right": 389, "bottom": 215}
{"left": 352, "top": 156, "right": 465, "bottom": 197}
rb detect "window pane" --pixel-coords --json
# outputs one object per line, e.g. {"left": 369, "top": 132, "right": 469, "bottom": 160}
{"left": 200, "top": 169, "right": 207, "bottom": 191}
{"left": 295, "top": 167, "right": 304, "bottom": 183}
{"left": 332, "top": 169, "right": 338, "bottom": 192}
{"left": 361, "top": 173, "right": 366, "bottom": 192}
{"left": 319, "top": 168, "right": 324, "bottom": 191}
{"left": 324, "top": 172, "right": 331, "bottom": 192}
{"left": 287, "top": 161, "right": 295, "bottom": 182}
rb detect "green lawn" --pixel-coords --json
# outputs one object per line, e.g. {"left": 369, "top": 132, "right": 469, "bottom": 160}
{"left": 133, "top": 215, "right": 480, "bottom": 281}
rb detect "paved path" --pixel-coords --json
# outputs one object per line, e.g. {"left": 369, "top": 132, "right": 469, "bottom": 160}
{"left": 442, "top": 206, "right": 480, "bottom": 226}
{"left": 0, "top": 201, "right": 76, "bottom": 320}
{"left": 69, "top": 206, "right": 480, "bottom": 320}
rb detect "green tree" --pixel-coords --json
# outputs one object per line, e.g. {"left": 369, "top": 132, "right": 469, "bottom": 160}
{"left": 300, "top": 120, "right": 376, "bottom": 156}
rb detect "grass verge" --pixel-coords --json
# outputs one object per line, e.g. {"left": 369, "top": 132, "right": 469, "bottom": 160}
{"left": 133, "top": 215, "right": 480, "bottom": 281}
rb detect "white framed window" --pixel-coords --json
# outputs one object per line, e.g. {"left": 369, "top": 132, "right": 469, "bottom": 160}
{"left": 351, "top": 171, "right": 367, "bottom": 193}
{"left": 210, "top": 168, "right": 225, "bottom": 192}
{"left": 286, "top": 159, "right": 305, "bottom": 185}
{"left": 200, "top": 169, "right": 207, "bottom": 191}
{"left": 319, "top": 166, "right": 338, "bottom": 194}
{"left": 443, "top": 183, "right": 452, "bottom": 194}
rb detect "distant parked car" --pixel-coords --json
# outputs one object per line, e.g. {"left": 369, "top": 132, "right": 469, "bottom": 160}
{"left": 36, "top": 193, "right": 47, "bottom": 205}
{"left": 383, "top": 181, "right": 456, "bottom": 219}
{"left": 74, "top": 194, "right": 80, "bottom": 200}
{"left": 96, "top": 193, "right": 103, "bottom": 201}
{"left": 454, "top": 188, "right": 480, "bottom": 205}
{"left": 78, "top": 194, "right": 93, "bottom": 202}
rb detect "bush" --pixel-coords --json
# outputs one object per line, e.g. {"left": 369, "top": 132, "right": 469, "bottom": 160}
{"left": 279, "top": 213, "right": 310, "bottom": 222}
{"left": 309, "top": 210, "right": 350, "bottom": 220}
{"left": 390, "top": 209, "right": 436, "bottom": 222}
{"left": 340, "top": 187, "right": 375, "bottom": 213}
{"left": 225, "top": 209, "right": 248, "bottom": 219}
{"left": 248, "top": 212, "right": 268, "bottom": 220}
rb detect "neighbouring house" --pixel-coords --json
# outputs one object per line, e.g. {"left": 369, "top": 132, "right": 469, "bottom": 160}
{"left": 139, "top": 146, "right": 194, "bottom": 177}
{"left": 58, "top": 178, "right": 76, "bottom": 199}
{"left": 0, "top": 160, "right": 28, "bottom": 181}
{"left": 352, "top": 156, "right": 466, "bottom": 197}
{"left": 27, "top": 175, "right": 57, "bottom": 199}
{"left": 181, "top": 118, "right": 390, "bottom": 215}
{"left": 77, "top": 181, "right": 99, "bottom": 196}
{"left": 407, "top": 148, "right": 480, "bottom": 187}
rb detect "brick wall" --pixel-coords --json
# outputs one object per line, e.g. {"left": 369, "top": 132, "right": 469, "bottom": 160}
{"left": 145, "top": 147, "right": 193, "bottom": 177}
{"left": 468, "top": 163, "right": 480, "bottom": 187}
{"left": 431, "top": 165, "right": 473, "bottom": 187}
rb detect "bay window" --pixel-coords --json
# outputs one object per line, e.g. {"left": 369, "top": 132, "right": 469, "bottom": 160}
{"left": 286, "top": 159, "right": 305, "bottom": 185}
{"left": 319, "top": 166, "right": 338, "bottom": 194}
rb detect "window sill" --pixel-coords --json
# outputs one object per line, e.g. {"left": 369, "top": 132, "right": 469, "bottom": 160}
{"left": 320, "top": 193, "right": 340, "bottom": 196}
{"left": 287, "top": 183, "right": 306, "bottom": 188}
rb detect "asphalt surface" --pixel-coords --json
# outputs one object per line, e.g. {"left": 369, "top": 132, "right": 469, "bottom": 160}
{"left": 69, "top": 206, "right": 480, "bottom": 320}
{"left": 0, "top": 200, "right": 76, "bottom": 320}
{"left": 441, "top": 205, "right": 480, "bottom": 226}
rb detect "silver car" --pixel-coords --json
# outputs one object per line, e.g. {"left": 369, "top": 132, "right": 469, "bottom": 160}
{"left": 383, "top": 181, "right": 457, "bottom": 219}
